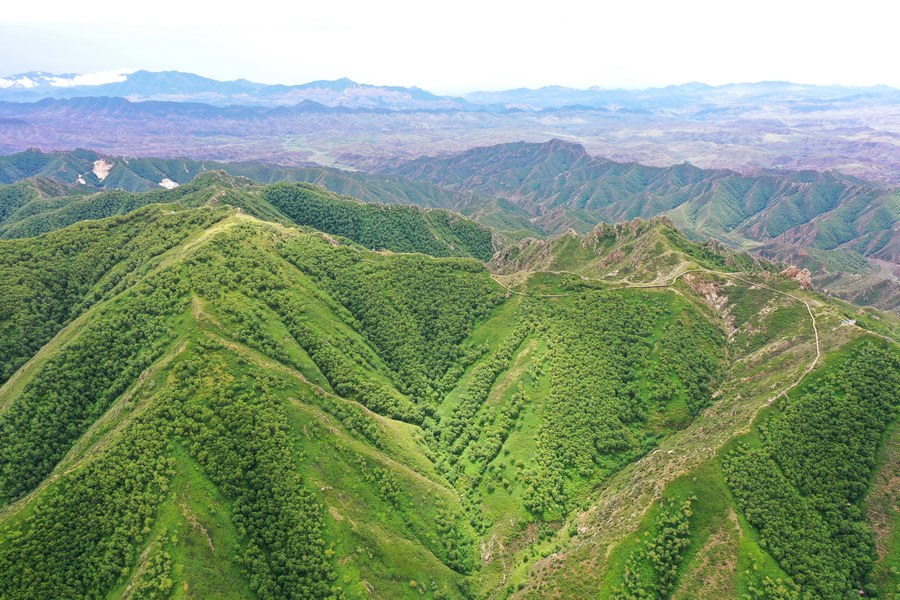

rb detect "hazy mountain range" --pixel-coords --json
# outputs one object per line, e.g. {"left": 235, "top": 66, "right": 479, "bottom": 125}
{"left": 0, "top": 70, "right": 473, "bottom": 110}
{"left": 4, "top": 69, "right": 898, "bottom": 113}
{"left": 1, "top": 70, "right": 899, "bottom": 183}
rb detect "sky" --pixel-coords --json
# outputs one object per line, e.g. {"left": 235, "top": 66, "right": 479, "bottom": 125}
{"left": 2, "top": 0, "right": 898, "bottom": 94}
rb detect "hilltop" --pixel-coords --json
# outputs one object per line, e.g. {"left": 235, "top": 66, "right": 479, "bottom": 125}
{"left": 0, "top": 172, "right": 495, "bottom": 260}
{"left": 391, "top": 140, "right": 900, "bottom": 310}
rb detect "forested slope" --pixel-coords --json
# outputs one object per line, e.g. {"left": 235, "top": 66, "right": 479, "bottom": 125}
{"left": 393, "top": 140, "right": 900, "bottom": 310}
{"left": 0, "top": 174, "right": 494, "bottom": 259}
{"left": 0, "top": 202, "right": 896, "bottom": 599}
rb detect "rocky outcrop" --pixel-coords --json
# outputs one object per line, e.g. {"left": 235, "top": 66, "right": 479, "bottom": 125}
{"left": 780, "top": 265, "right": 813, "bottom": 289}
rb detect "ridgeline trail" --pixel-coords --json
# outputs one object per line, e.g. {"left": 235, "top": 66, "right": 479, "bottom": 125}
{"left": 491, "top": 266, "right": 822, "bottom": 398}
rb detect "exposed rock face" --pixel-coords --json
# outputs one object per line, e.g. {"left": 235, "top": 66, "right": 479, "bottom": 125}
{"left": 92, "top": 158, "right": 114, "bottom": 181}
{"left": 780, "top": 265, "right": 813, "bottom": 290}
{"left": 685, "top": 275, "right": 737, "bottom": 339}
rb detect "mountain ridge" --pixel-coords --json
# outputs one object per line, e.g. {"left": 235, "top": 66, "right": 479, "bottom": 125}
{"left": 391, "top": 139, "right": 900, "bottom": 309}
{"left": 1, "top": 145, "right": 896, "bottom": 309}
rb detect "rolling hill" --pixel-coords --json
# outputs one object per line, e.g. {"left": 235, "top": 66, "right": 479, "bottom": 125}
{"left": 0, "top": 172, "right": 495, "bottom": 261}
{"left": 1, "top": 145, "right": 896, "bottom": 310}
{"left": 0, "top": 179, "right": 897, "bottom": 599}
{"left": 391, "top": 139, "right": 900, "bottom": 310}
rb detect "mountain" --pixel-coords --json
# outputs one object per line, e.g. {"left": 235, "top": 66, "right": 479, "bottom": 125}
{"left": 0, "top": 147, "right": 476, "bottom": 206}
{"left": 1, "top": 77, "right": 900, "bottom": 183}
{"left": 0, "top": 148, "right": 543, "bottom": 240}
{"left": 1, "top": 146, "right": 895, "bottom": 309}
{"left": 0, "top": 180, "right": 896, "bottom": 598}
{"left": 391, "top": 140, "right": 900, "bottom": 310}
{"left": 464, "top": 81, "right": 900, "bottom": 111}
{"left": 0, "top": 70, "right": 472, "bottom": 110}
{"left": 490, "top": 217, "right": 767, "bottom": 283}
{"left": 0, "top": 172, "right": 495, "bottom": 261}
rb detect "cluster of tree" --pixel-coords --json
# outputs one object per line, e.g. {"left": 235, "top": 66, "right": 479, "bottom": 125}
{"left": 0, "top": 267, "right": 189, "bottom": 502}
{"left": 743, "top": 560, "right": 800, "bottom": 600}
{"left": 651, "top": 310, "right": 725, "bottom": 416}
{"left": 124, "top": 534, "right": 175, "bottom": 599}
{"left": 613, "top": 497, "right": 695, "bottom": 599}
{"left": 277, "top": 296, "right": 422, "bottom": 421}
{"left": 333, "top": 440, "right": 403, "bottom": 506}
{"left": 723, "top": 341, "right": 898, "bottom": 599}
{"left": 183, "top": 226, "right": 423, "bottom": 421}
{"left": 524, "top": 292, "right": 664, "bottom": 515}
{"left": 0, "top": 396, "right": 175, "bottom": 598}
{"left": 468, "top": 385, "right": 528, "bottom": 468}
{"left": 0, "top": 205, "right": 222, "bottom": 385}
{"left": 279, "top": 234, "right": 500, "bottom": 408}
{"left": 166, "top": 342, "right": 342, "bottom": 599}
{"left": 437, "top": 322, "right": 531, "bottom": 467}
{"left": 1, "top": 189, "right": 142, "bottom": 238}
{"left": 265, "top": 183, "right": 494, "bottom": 260}
{"left": 316, "top": 390, "right": 385, "bottom": 448}
{"left": 433, "top": 503, "right": 477, "bottom": 574}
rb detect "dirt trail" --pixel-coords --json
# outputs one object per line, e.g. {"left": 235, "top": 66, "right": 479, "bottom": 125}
{"left": 493, "top": 267, "right": 822, "bottom": 382}
{"left": 502, "top": 266, "right": 826, "bottom": 597}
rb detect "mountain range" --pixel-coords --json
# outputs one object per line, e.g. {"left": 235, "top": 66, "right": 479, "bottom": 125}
{"left": 0, "top": 70, "right": 472, "bottom": 110}
{"left": 0, "top": 170, "right": 897, "bottom": 598}
{"left": 1, "top": 70, "right": 899, "bottom": 183}
{"left": 389, "top": 140, "right": 900, "bottom": 306}
{"left": 2, "top": 144, "right": 896, "bottom": 310}
{"left": 4, "top": 70, "right": 899, "bottom": 114}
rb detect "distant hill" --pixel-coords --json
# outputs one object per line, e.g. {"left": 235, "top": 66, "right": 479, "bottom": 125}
{"left": 463, "top": 81, "right": 900, "bottom": 111}
{"left": 0, "top": 147, "right": 469, "bottom": 203}
{"left": 0, "top": 148, "right": 539, "bottom": 239}
{"left": 1, "top": 145, "right": 895, "bottom": 309}
{"left": 0, "top": 70, "right": 473, "bottom": 110}
{"left": 391, "top": 139, "right": 900, "bottom": 309}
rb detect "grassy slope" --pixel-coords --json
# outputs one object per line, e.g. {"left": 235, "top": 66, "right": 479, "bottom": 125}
{"left": 0, "top": 205, "right": 895, "bottom": 599}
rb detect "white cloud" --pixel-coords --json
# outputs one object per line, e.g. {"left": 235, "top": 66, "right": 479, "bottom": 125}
{"left": 0, "top": 76, "right": 37, "bottom": 88}
{"left": 46, "top": 69, "right": 134, "bottom": 87}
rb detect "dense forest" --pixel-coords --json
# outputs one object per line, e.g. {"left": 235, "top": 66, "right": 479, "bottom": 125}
{"left": 0, "top": 180, "right": 896, "bottom": 599}
{"left": 724, "top": 341, "right": 899, "bottom": 599}
{"left": 0, "top": 175, "right": 494, "bottom": 260}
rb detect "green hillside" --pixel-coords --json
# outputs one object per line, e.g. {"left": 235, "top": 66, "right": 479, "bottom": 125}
{"left": 392, "top": 140, "right": 900, "bottom": 309}
{"left": 0, "top": 148, "right": 474, "bottom": 208}
{"left": 0, "top": 174, "right": 494, "bottom": 260}
{"left": 0, "top": 191, "right": 897, "bottom": 599}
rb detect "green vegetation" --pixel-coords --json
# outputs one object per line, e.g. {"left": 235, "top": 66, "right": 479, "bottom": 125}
{"left": 0, "top": 175, "right": 493, "bottom": 261}
{"left": 613, "top": 497, "right": 695, "bottom": 599}
{"left": 0, "top": 205, "right": 224, "bottom": 385}
{"left": 0, "top": 174, "right": 895, "bottom": 599}
{"left": 723, "top": 341, "right": 899, "bottom": 598}
{"left": 265, "top": 183, "right": 494, "bottom": 260}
